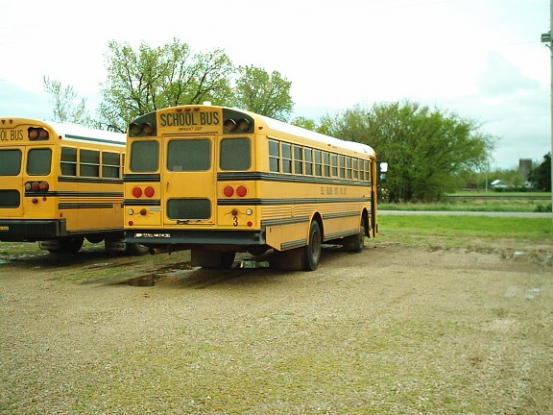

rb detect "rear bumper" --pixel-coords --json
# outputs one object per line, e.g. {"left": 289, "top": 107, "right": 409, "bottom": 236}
{"left": 0, "top": 219, "right": 66, "bottom": 242}
{"left": 124, "top": 228, "right": 266, "bottom": 247}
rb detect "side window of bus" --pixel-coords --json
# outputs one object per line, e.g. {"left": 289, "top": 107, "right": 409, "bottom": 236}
{"left": 365, "top": 160, "right": 371, "bottom": 181}
{"left": 130, "top": 140, "right": 159, "bottom": 173}
{"left": 323, "top": 152, "right": 330, "bottom": 177}
{"left": 353, "top": 158, "right": 359, "bottom": 180}
{"left": 331, "top": 154, "right": 338, "bottom": 177}
{"left": 304, "top": 148, "right": 313, "bottom": 175}
{"left": 61, "top": 147, "right": 77, "bottom": 176}
{"left": 80, "top": 149, "right": 100, "bottom": 177}
{"left": 167, "top": 139, "right": 211, "bottom": 171}
{"left": 339, "top": 155, "right": 346, "bottom": 178}
{"left": 314, "top": 150, "right": 322, "bottom": 176}
{"left": 102, "top": 152, "right": 121, "bottom": 178}
{"left": 27, "top": 148, "right": 52, "bottom": 176}
{"left": 220, "top": 138, "right": 251, "bottom": 170}
{"left": 293, "top": 145, "right": 303, "bottom": 174}
{"left": 0, "top": 149, "right": 22, "bottom": 176}
{"left": 346, "top": 157, "right": 352, "bottom": 179}
{"left": 269, "top": 140, "right": 279, "bottom": 172}
{"left": 282, "top": 143, "right": 292, "bottom": 174}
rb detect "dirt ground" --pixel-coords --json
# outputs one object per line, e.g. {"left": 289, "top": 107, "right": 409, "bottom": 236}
{"left": 0, "top": 238, "right": 552, "bottom": 415}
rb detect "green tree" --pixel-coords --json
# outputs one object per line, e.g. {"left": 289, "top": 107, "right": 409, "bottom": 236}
{"left": 42, "top": 76, "right": 92, "bottom": 125}
{"left": 322, "top": 101, "right": 496, "bottom": 202}
{"left": 291, "top": 116, "right": 317, "bottom": 131}
{"left": 529, "top": 153, "right": 552, "bottom": 191}
{"left": 99, "top": 38, "right": 234, "bottom": 132}
{"left": 231, "top": 65, "right": 294, "bottom": 121}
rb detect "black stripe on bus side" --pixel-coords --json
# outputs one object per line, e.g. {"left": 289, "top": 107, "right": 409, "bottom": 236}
{"left": 281, "top": 239, "right": 307, "bottom": 250}
{"left": 218, "top": 171, "right": 372, "bottom": 187}
{"left": 25, "top": 191, "right": 123, "bottom": 198}
{"left": 123, "top": 199, "right": 161, "bottom": 206}
{"left": 58, "top": 203, "right": 116, "bottom": 209}
{"left": 123, "top": 174, "right": 161, "bottom": 182}
{"left": 218, "top": 197, "right": 371, "bottom": 205}
{"left": 59, "top": 176, "right": 123, "bottom": 184}
{"left": 325, "top": 229, "right": 358, "bottom": 240}
{"left": 261, "top": 216, "right": 310, "bottom": 227}
{"left": 323, "top": 211, "right": 362, "bottom": 220}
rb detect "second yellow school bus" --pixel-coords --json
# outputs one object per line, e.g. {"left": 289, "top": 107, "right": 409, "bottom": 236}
{"left": 0, "top": 117, "right": 144, "bottom": 254}
{"left": 123, "top": 104, "right": 378, "bottom": 270}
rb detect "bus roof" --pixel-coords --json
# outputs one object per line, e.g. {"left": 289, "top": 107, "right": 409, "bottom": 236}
{"left": 258, "top": 114, "right": 375, "bottom": 157}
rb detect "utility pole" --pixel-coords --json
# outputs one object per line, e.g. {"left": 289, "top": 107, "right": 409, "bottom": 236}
{"left": 541, "top": 1, "right": 553, "bottom": 220}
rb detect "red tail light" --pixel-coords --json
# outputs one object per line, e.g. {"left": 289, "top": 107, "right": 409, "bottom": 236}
{"left": 25, "top": 181, "right": 49, "bottom": 192}
{"left": 236, "top": 185, "right": 247, "bottom": 197}
{"left": 132, "top": 187, "right": 143, "bottom": 198}
{"left": 223, "top": 185, "right": 234, "bottom": 197}
{"left": 144, "top": 186, "right": 155, "bottom": 198}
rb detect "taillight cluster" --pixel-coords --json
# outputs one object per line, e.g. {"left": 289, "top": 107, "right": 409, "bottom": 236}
{"left": 25, "top": 181, "right": 49, "bottom": 192}
{"left": 223, "top": 118, "right": 251, "bottom": 133}
{"left": 131, "top": 186, "right": 155, "bottom": 198}
{"left": 128, "top": 123, "right": 155, "bottom": 137}
{"left": 28, "top": 127, "right": 49, "bottom": 140}
{"left": 223, "top": 185, "right": 247, "bottom": 197}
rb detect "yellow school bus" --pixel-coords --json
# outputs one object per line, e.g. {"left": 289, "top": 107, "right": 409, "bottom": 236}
{"left": 0, "top": 117, "right": 143, "bottom": 254}
{"left": 124, "top": 104, "right": 378, "bottom": 270}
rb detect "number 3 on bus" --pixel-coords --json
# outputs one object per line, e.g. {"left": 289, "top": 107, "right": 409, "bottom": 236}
{"left": 123, "top": 104, "right": 379, "bottom": 271}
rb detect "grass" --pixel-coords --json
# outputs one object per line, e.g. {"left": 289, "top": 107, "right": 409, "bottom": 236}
{"left": 376, "top": 215, "right": 553, "bottom": 247}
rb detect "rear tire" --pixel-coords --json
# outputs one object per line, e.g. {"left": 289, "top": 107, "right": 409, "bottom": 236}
{"left": 343, "top": 216, "right": 366, "bottom": 253}
{"left": 302, "top": 221, "right": 322, "bottom": 271}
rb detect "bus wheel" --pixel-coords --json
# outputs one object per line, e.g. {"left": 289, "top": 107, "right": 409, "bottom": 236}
{"left": 343, "top": 216, "right": 366, "bottom": 253}
{"left": 57, "top": 237, "right": 84, "bottom": 254}
{"left": 303, "top": 221, "right": 322, "bottom": 271}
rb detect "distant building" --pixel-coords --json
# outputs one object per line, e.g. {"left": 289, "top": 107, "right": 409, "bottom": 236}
{"left": 519, "top": 159, "right": 532, "bottom": 181}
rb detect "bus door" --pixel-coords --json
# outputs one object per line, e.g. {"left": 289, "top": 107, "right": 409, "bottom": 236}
{"left": 162, "top": 135, "right": 217, "bottom": 226}
{"left": 0, "top": 146, "right": 25, "bottom": 218}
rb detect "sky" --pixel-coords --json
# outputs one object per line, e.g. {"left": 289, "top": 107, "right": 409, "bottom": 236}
{"left": 0, "top": 0, "right": 550, "bottom": 170}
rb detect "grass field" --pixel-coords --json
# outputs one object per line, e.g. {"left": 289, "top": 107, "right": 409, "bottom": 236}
{"left": 376, "top": 215, "right": 553, "bottom": 249}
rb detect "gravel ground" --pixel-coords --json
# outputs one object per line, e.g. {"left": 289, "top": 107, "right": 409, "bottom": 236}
{"left": 0, "top": 239, "right": 552, "bottom": 415}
